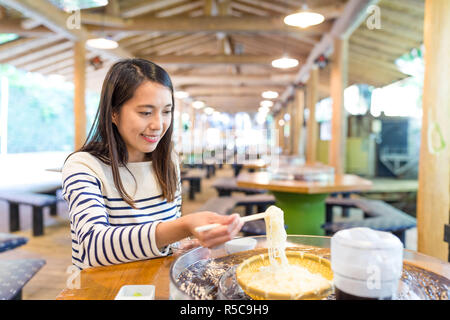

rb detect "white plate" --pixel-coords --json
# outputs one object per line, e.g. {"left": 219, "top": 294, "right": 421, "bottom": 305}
{"left": 115, "top": 285, "right": 155, "bottom": 300}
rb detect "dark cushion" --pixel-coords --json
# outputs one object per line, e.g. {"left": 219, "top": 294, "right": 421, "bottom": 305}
{"left": 0, "top": 233, "right": 28, "bottom": 253}
{"left": 0, "top": 259, "right": 46, "bottom": 300}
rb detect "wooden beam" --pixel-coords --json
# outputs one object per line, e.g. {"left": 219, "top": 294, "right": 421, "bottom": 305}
{"left": 183, "top": 86, "right": 284, "bottom": 96}
{"left": 292, "top": 87, "right": 305, "bottom": 156}
{"left": 131, "top": 33, "right": 184, "bottom": 53}
{"left": 0, "top": 35, "right": 63, "bottom": 61}
{"left": 329, "top": 37, "right": 348, "bottom": 175}
{"left": 0, "top": 0, "right": 83, "bottom": 40}
{"left": 20, "top": 49, "right": 73, "bottom": 72}
{"left": 417, "top": 0, "right": 450, "bottom": 261}
{"left": 155, "top": 0, "right": 203, "bottom": 17}
{"left": 143, "top": 54, "right": 298, "bottom": 65}
{"left": 6, "top": 41, "right": 72, "bottom": 66}
{"left": 171, "top": 73, "right": 296, "bottom": 86}
{"left": 306, "top": 66, "right": 319, "bottom": 164}
{"left": 0, "top": 18, "right": 54, "bottom": 36}
{"left": 121, "top": 0, "right": 188, "bottom": 18}
{"left": 74, "top": 40, "right": 86, "bottom": 150}
{"left": 139, "top": 33, "right": 212, "bottom": 56}
{"left": 0, "top": 0, "right": 133, "bottom": 60}
{"left": 89, "top": 16, "right": 332, "bottom": 35}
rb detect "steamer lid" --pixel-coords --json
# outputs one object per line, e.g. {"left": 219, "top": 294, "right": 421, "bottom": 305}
{"left": 331, "top": 228, "right": 403, "bottom": 281}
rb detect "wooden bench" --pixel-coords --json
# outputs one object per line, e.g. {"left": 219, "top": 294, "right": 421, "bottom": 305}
{"left": 444, "top": 224, "right": 450, "bottom": 263}
{"left": 183, "top": 163, "right": 216, "bottom": 178}
{"left": 323, "top": 198, "right": 417, "bottom": 245}
{"left": 212, "top": 177, "right": 266, "bottom": 197}
{"left": 234, "top": 194, "right": 276, "bottom": 215}
{"left": 180, "top": 169, "right": 206, "bottom": 200}
{"left": 0, "top": 192, "right": 58, "bottom": 236}
{"left": 0, "top": 259, "right": 45, "bottom": 300}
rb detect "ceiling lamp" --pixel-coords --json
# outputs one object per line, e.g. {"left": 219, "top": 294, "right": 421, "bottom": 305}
{"left": 49, "top": 0, "right": 108, "bottom": 12}
{"left": 272, "top": 55, "right": 299, "bottom": 69}
{"left": 260, "top": 100, "right": 274, "bottom": 108}
{"left": 262, "top": 91, "right": 279, "bottom": 99}
{"left": 284, "top": 4, "right": 325, "bottom": 29}
{"left": 86, "top": 37, "right": 118, "bottom": 49}
{"left": 174, "top": 91, "right": 189, "bottom": 99}
{"left": 192, "top": 100, "right": 205, "bottom": 109}
{"left": 258, "top": 106, "right": 270, "bottom": 114}
{"left": 204, "top": 107, "right": 215, "bottom": 115}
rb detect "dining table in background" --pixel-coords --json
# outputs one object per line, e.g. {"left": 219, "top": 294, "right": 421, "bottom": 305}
{"left": 236, "top": 171, "right": 373, "bottom": 235}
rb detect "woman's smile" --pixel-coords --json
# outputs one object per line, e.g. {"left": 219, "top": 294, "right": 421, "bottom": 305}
{"left": 141, "top": 133, "right": 159, "bottom": 144}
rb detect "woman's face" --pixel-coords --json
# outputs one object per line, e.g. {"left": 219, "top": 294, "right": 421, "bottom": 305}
{"left": 112, "top": 81, "right": 173, "bottom": 162}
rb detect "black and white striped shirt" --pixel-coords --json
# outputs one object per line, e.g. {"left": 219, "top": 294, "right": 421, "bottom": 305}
{"left": 62, "top": 152, "right": 182, "bottom": 270}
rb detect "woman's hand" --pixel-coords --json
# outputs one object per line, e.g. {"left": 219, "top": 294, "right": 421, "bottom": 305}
{"left": 184, "top": 212, "right": 244, "bottom": 248}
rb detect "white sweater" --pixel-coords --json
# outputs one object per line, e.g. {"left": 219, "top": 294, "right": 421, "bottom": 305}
{"left": 62, "top": 151, "right": 182, "bottom": 270}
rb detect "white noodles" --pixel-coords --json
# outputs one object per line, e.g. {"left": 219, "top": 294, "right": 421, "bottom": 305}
{"left": 241, "top": 205, "right": 331, "bottom": 298}
{"left": 264, "top": 205, "right": 288, "bottom": 266}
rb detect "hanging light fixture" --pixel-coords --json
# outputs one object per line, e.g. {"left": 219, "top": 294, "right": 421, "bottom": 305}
{"left": 86, "top": 5, "right": 119, "bottom": 50}
{"left": 262, "top": 91, "right": 279, "bottom": 99}
{"left": 192, "top": 100, "right": 205, "bottom": 109}
{"left": 174, "top": 91, "right": 189, "bottom": 99}
{"left": 49, "top": 0, "right": 109, "bottom": 12}
{"left": 284, "top": 4, "right": 325, "bottom": 29}
{"left": 272, "top": 54, "right": 299, "bottom": 69}
{"left": 260, "top": 100, "right": 274, "bottom": 108}
{"left": 86, "top": 36, "right": 118, "bottom": 49}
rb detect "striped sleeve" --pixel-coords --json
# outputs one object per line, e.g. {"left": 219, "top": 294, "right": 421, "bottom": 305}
{"left": 62, "top": 154, "right": 169, "bottom": 269}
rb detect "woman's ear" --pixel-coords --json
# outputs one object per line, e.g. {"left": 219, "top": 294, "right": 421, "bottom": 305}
{"left": 111, "top": 112, "right": 118, "bottom": 126}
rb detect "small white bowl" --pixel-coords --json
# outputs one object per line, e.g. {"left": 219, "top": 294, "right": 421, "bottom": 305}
{"left": 115, "top": 285, "right": 155, "bottom": 300}
{"left": 225, "top": 237, "right": 257, "bottom": 254}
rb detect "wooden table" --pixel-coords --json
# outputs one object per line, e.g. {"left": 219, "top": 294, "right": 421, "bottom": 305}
{"left": 57, "top": 256, "right": 174, "bottom": 300}
{"left": 236, "top": 171, "right": 372, "bottom": 235}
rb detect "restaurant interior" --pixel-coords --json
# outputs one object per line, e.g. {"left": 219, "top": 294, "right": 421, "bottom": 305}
{"left": 0, "top": 0, "right": 448, "bottom": 301}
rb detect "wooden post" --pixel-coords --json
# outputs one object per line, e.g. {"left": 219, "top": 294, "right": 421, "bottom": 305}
{"left": 329, "top": 37, "right": 348, "bottom": 175}
{"left": 292, "top": 88, "right": 305, "bottom": 156}
{"left": 306, "top": 66, "right": 319, "bottom": 164}
{"left": 417, "top": 0, "right": 450, "bottom": 261}
{"left": 73, "top": 40, "right": 86, "bottom": 150}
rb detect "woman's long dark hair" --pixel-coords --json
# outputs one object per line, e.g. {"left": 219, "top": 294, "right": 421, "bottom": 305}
{"left": 69, "top": 58, "right": 177, "bottom": 208}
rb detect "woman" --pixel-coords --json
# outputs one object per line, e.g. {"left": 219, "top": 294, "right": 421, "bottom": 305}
{"left": 62, "top": 58, "right": 243, "bottom": 270}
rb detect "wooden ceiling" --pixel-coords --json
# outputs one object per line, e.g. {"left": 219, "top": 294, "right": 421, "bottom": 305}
{"left": 0, "top": 0, "right": 424, "bottom": 114}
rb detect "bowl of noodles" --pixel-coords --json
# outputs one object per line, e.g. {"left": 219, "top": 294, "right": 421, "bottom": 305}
{"left": 235, "top": 205, "right": 334, "bottom": 300}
